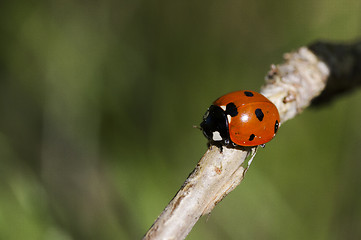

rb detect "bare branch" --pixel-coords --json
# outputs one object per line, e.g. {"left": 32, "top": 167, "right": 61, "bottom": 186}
{"left": 143, "top": 41, "right": 357, "bottom": 240}
{"left": 144, "top": 147, "right": 249, "bottom": 240}
{"left": 261, "top": 47, "right": 329, "bottom": 122}
{"left": 308, "top": 41, "right": 361, "bottom": 105}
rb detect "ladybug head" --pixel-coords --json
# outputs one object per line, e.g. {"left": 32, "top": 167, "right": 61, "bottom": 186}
{"left": 200, "top": 105, "right": 230, "bottom": 146}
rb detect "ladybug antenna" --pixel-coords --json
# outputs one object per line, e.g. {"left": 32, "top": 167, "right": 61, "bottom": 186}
{"left": 193, "top": 125, "right": 202, "bottom": 130}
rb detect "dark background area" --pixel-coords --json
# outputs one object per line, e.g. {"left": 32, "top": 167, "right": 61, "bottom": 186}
{"left": 0, "top": 0, "right": 361, "bottom": 239}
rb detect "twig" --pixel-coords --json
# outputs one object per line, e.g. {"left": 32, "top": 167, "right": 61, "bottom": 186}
{"left": 308, "top": 41, "right": 361, "bottom": 105}
{"left": 143, "top": 41, "right": 361, "bottom": 240}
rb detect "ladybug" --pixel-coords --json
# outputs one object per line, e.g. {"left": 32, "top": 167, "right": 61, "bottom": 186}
{"left": 200, "top": 90, "right": 280, "bottom": 147}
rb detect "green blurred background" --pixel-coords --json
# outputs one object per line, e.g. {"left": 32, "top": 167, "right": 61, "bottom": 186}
{"left": 1, "top": 0, "right": 361, "bottom": 239}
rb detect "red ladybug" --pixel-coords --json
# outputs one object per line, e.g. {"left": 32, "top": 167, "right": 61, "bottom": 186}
{"left": 200, "top": 90, "right": 280, "bottom": 147}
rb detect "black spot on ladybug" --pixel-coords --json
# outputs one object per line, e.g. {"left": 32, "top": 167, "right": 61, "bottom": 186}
{"left": 226, "top": 102, "right": 238, "bottom": 117}
{"left": 249, "top": 134, "right": 255, "bottom": 141}
{"left": 244, "top": 91, "right": 254, "bottom": 97}
{"left": 274, "top": 120, "right": 279, "bottom": 134}
{"left": 255, "top": 108, "right": 264, "bottom": 121}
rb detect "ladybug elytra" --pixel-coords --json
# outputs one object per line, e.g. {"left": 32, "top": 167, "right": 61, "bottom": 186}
{"left": 200, "top": 90, "right": 280, "bottom": 147}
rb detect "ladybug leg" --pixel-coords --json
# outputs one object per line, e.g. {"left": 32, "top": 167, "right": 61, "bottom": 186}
{"left": 260, "top": 144, "right": 266, "bottom": 148}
